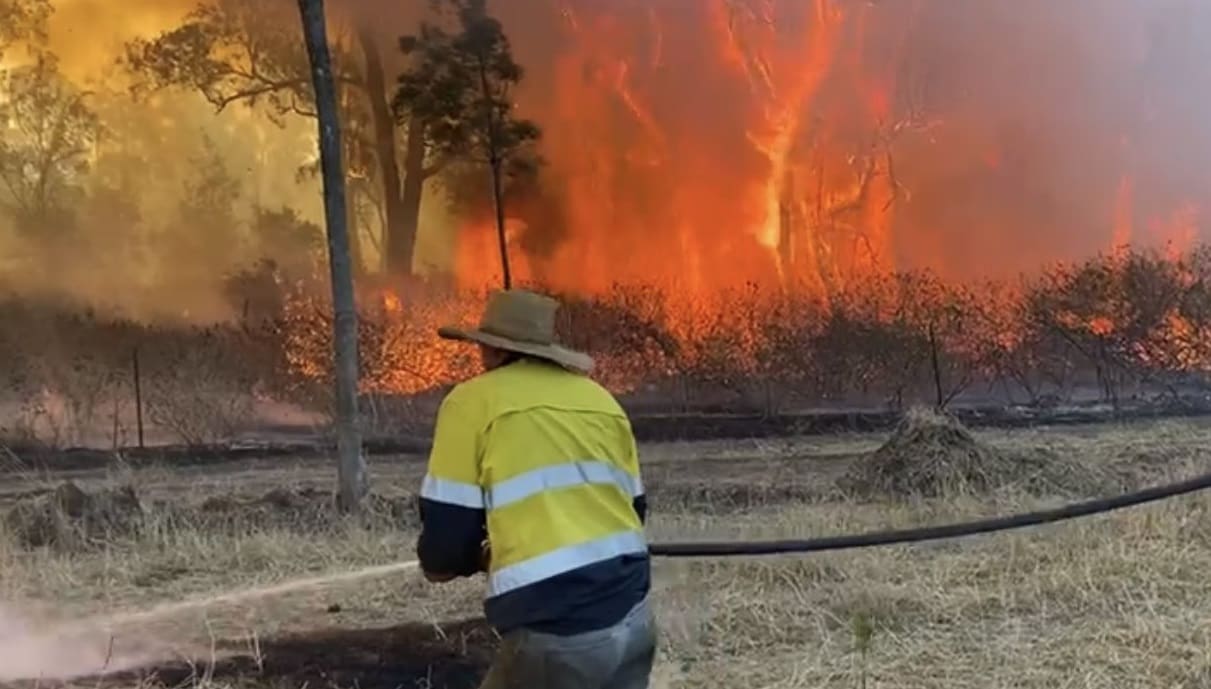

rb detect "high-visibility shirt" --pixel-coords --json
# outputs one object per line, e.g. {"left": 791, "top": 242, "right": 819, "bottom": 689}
{"left": 416, "top": 358, "right": 650, "bottom": 635}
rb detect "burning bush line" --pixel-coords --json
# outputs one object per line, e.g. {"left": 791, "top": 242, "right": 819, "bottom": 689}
{"left": 239, "top": 245, "right": 1211, "bottom": 415}
{"left": 5, "top": 245, "right": 1211, "bottom": 449}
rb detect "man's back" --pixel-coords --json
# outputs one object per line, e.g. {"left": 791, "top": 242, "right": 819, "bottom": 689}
{"left": 420, "top": 358, "right": 651, "bottom": 635}
{"left": 420, "top": 289, "right": 657, "bottom": 689}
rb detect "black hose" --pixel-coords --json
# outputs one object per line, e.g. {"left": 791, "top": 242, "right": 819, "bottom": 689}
{"left": 648, "top": 469, "right": 1211, "bottom": 557}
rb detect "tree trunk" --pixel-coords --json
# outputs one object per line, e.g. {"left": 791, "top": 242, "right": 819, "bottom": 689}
{"left": 335, "top": 81, "right": 365, "bottom": 276}
{"left": 394, "top": 119, "right": 426, "bottom": 274}
{"left": 345, "top": 181, "right": 364, "bottom": 274}
{"left": 475, "top": 51, "right": 510, "bottom": 289}
{"left": 297, "top": 0, "right": 367, "bottom": 512}
{"left": 929, "top": 321, "right": 945, "bottom": 409}
{"left": 355, "top": 22, "right": 411, "bottom": 277}
{"left": 490, "top": 156, "right": 511, "bottom": 288}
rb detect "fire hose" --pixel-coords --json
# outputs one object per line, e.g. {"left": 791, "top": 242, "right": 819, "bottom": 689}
{"left": 24, "top": 471, "right": 1208, "bottom": 685}
{"left": 647, "top": 467, "right": 1211, "bottom": 557}
{"left": 54, "top": 465, "right": 1211, "bottom": 660}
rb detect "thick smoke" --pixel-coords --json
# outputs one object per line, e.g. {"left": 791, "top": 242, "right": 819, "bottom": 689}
{"left": 883, "top": 0, "right": 1211, "bottom": 279}
{"left": 484, "top": 0, "right": 1211, "bottom": 287}
{"left": 0, "top": 0, "right": 322, "bottom": 322}
{"left": 3, "top": 0, "right": 1211, "bottom": 318}
{"left": 494, "top": 0, "right": 1211, "bottom": 288}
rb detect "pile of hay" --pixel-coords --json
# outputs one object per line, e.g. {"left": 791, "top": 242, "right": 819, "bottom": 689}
{"left": 841, "top": 407, "right": 1108, "bottom": 499}
{"left": 4, "top": 481, "right": 144, "bottom": 549}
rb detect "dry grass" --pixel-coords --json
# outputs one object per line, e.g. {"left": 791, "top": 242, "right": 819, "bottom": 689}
{"left": 651, "top": 483, "right": 1211, "bottom": 688}
{"left": 841, "top": 407, "right": 1114, "bottom": 499}
{"left": 4, "top": 417, "right": 1211, "bottom": 687}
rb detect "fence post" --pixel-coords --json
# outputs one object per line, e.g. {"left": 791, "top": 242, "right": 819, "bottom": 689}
{"left": 132, "top": 346, "right": 145, "bottom": 449}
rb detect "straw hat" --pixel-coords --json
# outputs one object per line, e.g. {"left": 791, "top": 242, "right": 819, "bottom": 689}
{"left": 438, "top": 289, "right": 594, "bottom": 373}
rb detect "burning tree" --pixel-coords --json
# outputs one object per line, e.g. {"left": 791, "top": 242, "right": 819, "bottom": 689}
{"left": 394, "top": 0, "right": 541, "bottom": 289}
{"left": 1018, "top": 248, "right": 1211, "bottom": 406}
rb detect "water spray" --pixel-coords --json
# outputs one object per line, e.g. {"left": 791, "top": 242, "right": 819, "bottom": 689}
{"left": 0, "top": 559, "right": 420, "bottom": 683}
{"left": 97, "top": 560, "right": 420, "bottom": 628}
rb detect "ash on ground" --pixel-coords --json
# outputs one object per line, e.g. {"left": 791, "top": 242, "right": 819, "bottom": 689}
{"left": 840, "top": 407, "right": 1109, "bottom": 499}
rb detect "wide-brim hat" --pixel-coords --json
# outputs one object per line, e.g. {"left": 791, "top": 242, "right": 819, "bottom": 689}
{"left": 437, "top": 289, "right": 594, "bottom": 374}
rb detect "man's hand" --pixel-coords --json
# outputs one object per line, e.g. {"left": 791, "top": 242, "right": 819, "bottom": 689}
{"left": 479, "top": 538, "right": 491, "bottom": 572}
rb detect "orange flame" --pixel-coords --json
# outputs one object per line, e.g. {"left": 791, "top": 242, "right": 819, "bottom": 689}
{"left": 350, "top": 1, "right": 1211, "bottom": 396}
{"left": 1150, "top": 202, "right": 1200, "bottom": 262}
{"left": 454, "top": 0, "right": 908, "bottom": 307}
{"left": 1112, "top": 173, "right": 1134, "bottom": 255}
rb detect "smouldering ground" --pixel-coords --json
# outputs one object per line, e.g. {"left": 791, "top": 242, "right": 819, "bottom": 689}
{"left": 4, "top": 417, "right": 1211, "bottom": 688}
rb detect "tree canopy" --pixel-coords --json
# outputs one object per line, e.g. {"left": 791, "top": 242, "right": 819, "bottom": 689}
{"left": 395, "top": 0, "right": 541, "bottom": 284}
{"left": 0, "top": 52, "right": 102, "bottom": 233}
{"left": 394, "top": 0, "right": 540, "bottom": 177}
{"left": 0, "top": 0, "right": 49, "bottom": 59}
{"left": 122, "top": 0, "right": 542, "bottom": 279}
{"left": 124, "top": 0, "right": 322, "bottom": 123}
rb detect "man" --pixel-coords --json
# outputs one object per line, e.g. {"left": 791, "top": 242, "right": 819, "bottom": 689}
{"left": 415, "top": 288, "right": 656, "bottom": 689}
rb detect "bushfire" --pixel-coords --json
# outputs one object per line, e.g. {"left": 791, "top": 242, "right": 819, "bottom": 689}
{"left": 275, "top": 245, "right": 1211, "bottom": 408}
{"left": 381, "top": 0, "right": 1209, "bottom": 402}
{"left": 452, "top": 0, "right": 1205, "bottom": 306}
{"left": 11, "top": 0, "right": 1211, "bottom": 410}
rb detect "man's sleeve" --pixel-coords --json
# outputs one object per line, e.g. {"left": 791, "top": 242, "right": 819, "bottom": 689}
{"left": 623, "top": 419, "right": 647, "bottom": 525}
{"left": 416, "top": 390, "right": 487, "bottom": 577}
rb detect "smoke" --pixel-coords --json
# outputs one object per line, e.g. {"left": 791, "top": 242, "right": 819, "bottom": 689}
{"left": 0, "top": 0, "right": 323, "bottom": 323}
{"left": 446, "top": 0, "right": 1211, "bottom": 290}
{"left": 46, "top": 0, "right": 194, "bottom": 81}
{"left": 879, "top": 0, "right": 1211, "bottom": 279}
{"left": 4, "top": 0, "right": 1211, "bottom": 318}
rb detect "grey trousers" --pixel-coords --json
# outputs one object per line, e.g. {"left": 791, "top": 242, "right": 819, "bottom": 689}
{"left": 478, "top": 596, "right": 657, "bottom": 689}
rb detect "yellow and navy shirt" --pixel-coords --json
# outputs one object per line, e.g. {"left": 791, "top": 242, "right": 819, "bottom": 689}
{"left": 416, "top": 358, "right": 650, "bottom": 635}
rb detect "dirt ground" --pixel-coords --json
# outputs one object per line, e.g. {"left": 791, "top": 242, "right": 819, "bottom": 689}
{"left": 4, "top": 416, "right": 1211, "bottom": 688}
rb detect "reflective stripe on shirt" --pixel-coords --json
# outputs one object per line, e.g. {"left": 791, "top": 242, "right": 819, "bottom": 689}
{"left": 488, "top": 529, "right": 648, "bottom": 597}
{"left": 421, "top": 474, "right": 485, "bottom": 509}
{"left": 423, "top": 461, "right": 642, "bottom": 511}
{"left": 417, "top": 359, "right": 648, "bottom": 620}
{"left": 485, "top": 460, "right": 643, "bottom": 510}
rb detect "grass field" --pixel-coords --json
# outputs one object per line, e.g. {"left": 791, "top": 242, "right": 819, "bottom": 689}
{"left": 4, "top": 416, "right": 1211, "bottom": 688}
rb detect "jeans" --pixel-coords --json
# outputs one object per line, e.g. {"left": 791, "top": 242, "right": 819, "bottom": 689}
{"left": 478, "top": 596, "right": 657, "bottom": 689}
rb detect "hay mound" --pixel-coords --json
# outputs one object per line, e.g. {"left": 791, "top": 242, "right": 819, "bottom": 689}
{"left": 5, "top": 481, "right": 144, "bottom": 549}
{"left": 842, "top": 408, "right": 1107, "bottom": 498}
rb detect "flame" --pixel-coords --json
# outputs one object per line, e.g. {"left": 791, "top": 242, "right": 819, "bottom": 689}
{"left": 369, "top": 0, "right": 1211, "bottom": 395}
{"left": 732, "top": 0, "right": 845, "bottom": 289}
{"left": 457, "top": 1, "right": 773, "bottom": 304}
{"left": 1112, "top": 173, "right": 1134, "bottom": 254}
{"left": 16, "top": 0, "right": 1211, "bottom": 397}
{"left": 382, "top": 292, "right": 402, "bottom": 313}
{"left": 454, "top": 0, "right": 921, "bottom": 309}
{"left": 26, "top": 0, "right": 1207, "bottom": 315}
{"left": 1151, "top": 202, "right": 1199, "bottom": 262}
{"left": 447, "top": 0, "right": 1211, "bottom": 306}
